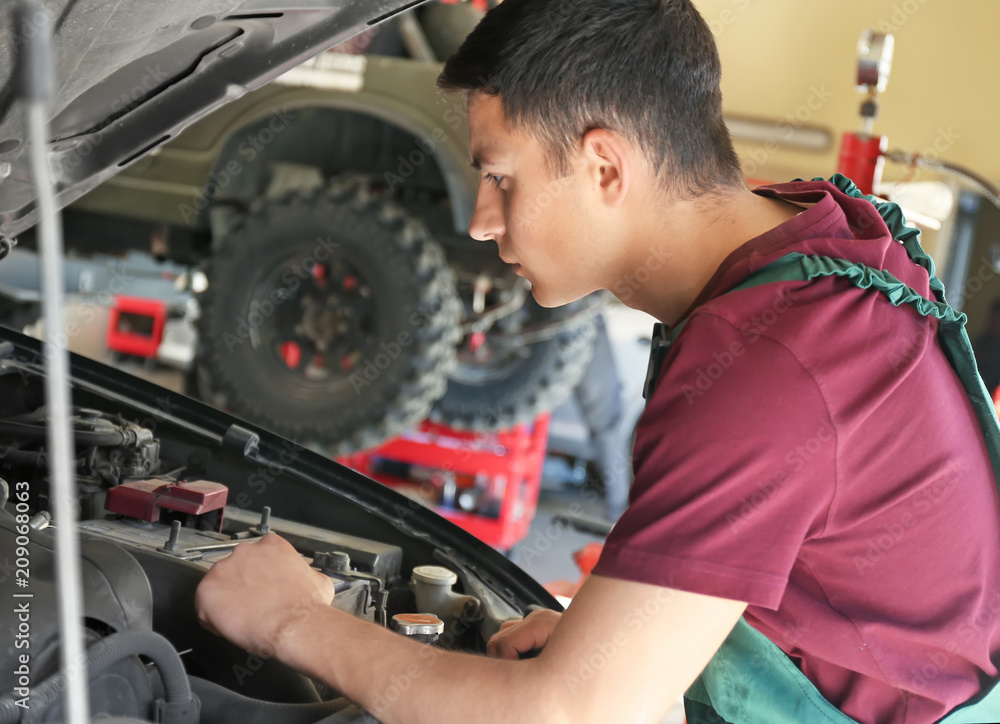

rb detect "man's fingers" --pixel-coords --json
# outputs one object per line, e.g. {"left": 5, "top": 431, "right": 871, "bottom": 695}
{"left": 486, "top": 609, "right": 562, "bottom": 659}
{"left": 489, "top": 624, "right": 541, "bottom": 660}
{"left": 487, "top": 618, "right": 526, "bottom": 657}
{"left": 498, "top": 619, "right": 522, "bottom": 634}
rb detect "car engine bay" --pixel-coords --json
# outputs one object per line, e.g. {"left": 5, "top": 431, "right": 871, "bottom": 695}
{"left": 0, "top": 334, "right": 553, "bottom": 723}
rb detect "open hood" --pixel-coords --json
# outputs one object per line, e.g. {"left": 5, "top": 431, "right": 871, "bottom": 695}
{"left": 0, "top": 325, "right": 558, "bottom": 721}
{"left": 0, "top": 0, "right": 422, "bottom": 240}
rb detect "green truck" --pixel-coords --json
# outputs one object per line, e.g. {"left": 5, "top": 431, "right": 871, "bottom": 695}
{"left": 55, "top": 5, "right": 596, "bottom": 454}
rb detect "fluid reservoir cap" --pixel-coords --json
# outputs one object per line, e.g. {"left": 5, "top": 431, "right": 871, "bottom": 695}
{"left": 411, "top": 565, "right": 457, "bottom": 587}
{"left": 392, "top": 613, "right": 445, "bottom": 636}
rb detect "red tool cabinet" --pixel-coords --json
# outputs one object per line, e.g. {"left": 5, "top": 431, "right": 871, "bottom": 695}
{"left": 340, "top": 415, "right": 551, "bottom": 550}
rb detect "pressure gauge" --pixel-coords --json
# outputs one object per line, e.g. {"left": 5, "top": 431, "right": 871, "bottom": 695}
{"left": 857, "top": 29, "right": 894, "bottom": 93}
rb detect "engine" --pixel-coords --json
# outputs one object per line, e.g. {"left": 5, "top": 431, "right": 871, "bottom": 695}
{"left": 0, "top": 377, "right": 523, "bottom": 724}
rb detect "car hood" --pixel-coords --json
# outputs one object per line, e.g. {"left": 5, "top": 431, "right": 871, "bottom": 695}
{"left": 0, "top": 0, "right": 421, "bottom": 240}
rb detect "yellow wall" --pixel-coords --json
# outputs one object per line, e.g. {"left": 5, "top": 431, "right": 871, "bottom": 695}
{"left": 697, "top": 0, "right": 999, "bottom": 188}
{"left": 695, "top": 0, "right": 1000, "bottom": 184}
{"left": 696, "top": 0, "right": 1000, "bottom": 330}
{"left": 694, "top": 0, "right": 1000, "bottom": 334}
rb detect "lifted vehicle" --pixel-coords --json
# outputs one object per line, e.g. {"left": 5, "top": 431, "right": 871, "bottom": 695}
{"left": 0, "top": 2, "right": 558, "bottom": 722}
{"left": 31, "top": 3, "right": 596, "bottom": 454}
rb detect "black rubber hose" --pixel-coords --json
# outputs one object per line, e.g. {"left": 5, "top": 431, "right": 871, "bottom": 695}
{"left": 0, "top": 630, "right": 192, "bottom": 723}
{"left": 188, "top": 675, "right": 354, "bottom": 724}
{"left": 3, "top": 408, "right": 48, "bottom": 424}
{"left": 0, "top": 449, "right": 47, "bottom": 468}
{"left": 0, "top": 420, "right": 125, "bottom": 446}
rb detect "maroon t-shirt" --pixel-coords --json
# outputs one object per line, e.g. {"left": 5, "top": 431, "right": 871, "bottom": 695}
{"left": 593, "top": 180, "right": 1000, "bottom": 723}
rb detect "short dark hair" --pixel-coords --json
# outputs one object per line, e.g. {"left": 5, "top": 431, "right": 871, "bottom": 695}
{"left": 438, "top": 0, "right": 744, "bottom": 197}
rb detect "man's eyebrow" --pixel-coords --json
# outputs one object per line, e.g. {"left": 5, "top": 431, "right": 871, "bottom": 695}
{"left": 470, "top": 151, "right": 498, "bottom": 171}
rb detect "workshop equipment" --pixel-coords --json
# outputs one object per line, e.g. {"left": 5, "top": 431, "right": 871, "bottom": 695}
{"left": 106, "top": 294, "right": 168, "bottom": 359}
{"left": 340, "top": 414, "right": 550, "bottom": 550}
{"left": 835, "top": 30, "right": 893, "bottom": 195}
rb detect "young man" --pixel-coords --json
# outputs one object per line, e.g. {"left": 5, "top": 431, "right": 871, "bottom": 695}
{"left": 196, "top": 1, "right": 1000, "bottom": 722}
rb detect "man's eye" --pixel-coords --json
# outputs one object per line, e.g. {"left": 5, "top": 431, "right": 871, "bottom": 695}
{"left": 486, "top": 174, "right": 504, "bottom": 187}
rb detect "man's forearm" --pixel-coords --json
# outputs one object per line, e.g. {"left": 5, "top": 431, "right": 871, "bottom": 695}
{"left": 276, "top": 605, "right": 565, "bottom": 724}
{"left": 195, "top": 537, "right": 744, "bottom": 724}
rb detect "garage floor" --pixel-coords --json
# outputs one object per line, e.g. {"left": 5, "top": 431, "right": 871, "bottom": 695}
{"left": 48, "top": 301, "right": 685, "bottom": 723}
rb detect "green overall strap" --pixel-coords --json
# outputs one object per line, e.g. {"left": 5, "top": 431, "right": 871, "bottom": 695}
{"left": 680, "top": 175, "right": 1000, "bottom": 724}
{"left": 725, "top": 252, "right": 1000, "bottom": 480}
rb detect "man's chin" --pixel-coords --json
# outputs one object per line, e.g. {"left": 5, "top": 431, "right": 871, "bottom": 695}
{"left": 529, "top": 283, "right": 586, "bottom": 309}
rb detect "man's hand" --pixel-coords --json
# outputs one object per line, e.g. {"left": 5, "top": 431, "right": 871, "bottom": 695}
{"left": 487, "top": 609, "right": 561, "bottom": 659}
{"left": 195, "top": 533, "right": 335, "bottom": 659}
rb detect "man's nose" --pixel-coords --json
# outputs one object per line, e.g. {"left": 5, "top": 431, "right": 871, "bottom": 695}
{"left": 469, "top": 184, "right": 505, "bottom": 242}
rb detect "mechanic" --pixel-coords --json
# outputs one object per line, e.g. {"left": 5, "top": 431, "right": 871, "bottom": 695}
{"left": 195, "top": 1, "right": 1000, "bottom": 722}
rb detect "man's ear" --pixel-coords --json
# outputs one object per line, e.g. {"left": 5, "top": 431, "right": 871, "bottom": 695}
{"left": 579, "top": 129, "right": 632, "bottom": 209}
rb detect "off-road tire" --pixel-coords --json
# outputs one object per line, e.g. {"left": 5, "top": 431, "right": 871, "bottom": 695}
{"left": 195, "top": 178, "right": 460, "bottom": 454}
{"left": 430, "top": 298, "right": 597, "bottom": 430}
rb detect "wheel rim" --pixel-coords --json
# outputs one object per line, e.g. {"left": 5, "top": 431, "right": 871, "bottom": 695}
{"left": 244, "top": 248, "right": 378, "bottom": 398}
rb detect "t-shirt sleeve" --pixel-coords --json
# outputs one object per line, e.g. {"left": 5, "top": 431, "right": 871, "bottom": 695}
{"left": 592, "top": 312, "right": 837, "bottom": 610}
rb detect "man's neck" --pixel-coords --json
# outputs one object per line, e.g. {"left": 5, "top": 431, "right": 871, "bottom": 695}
{"left": 618, "top": 187, "right": 802, "bottom": 325}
